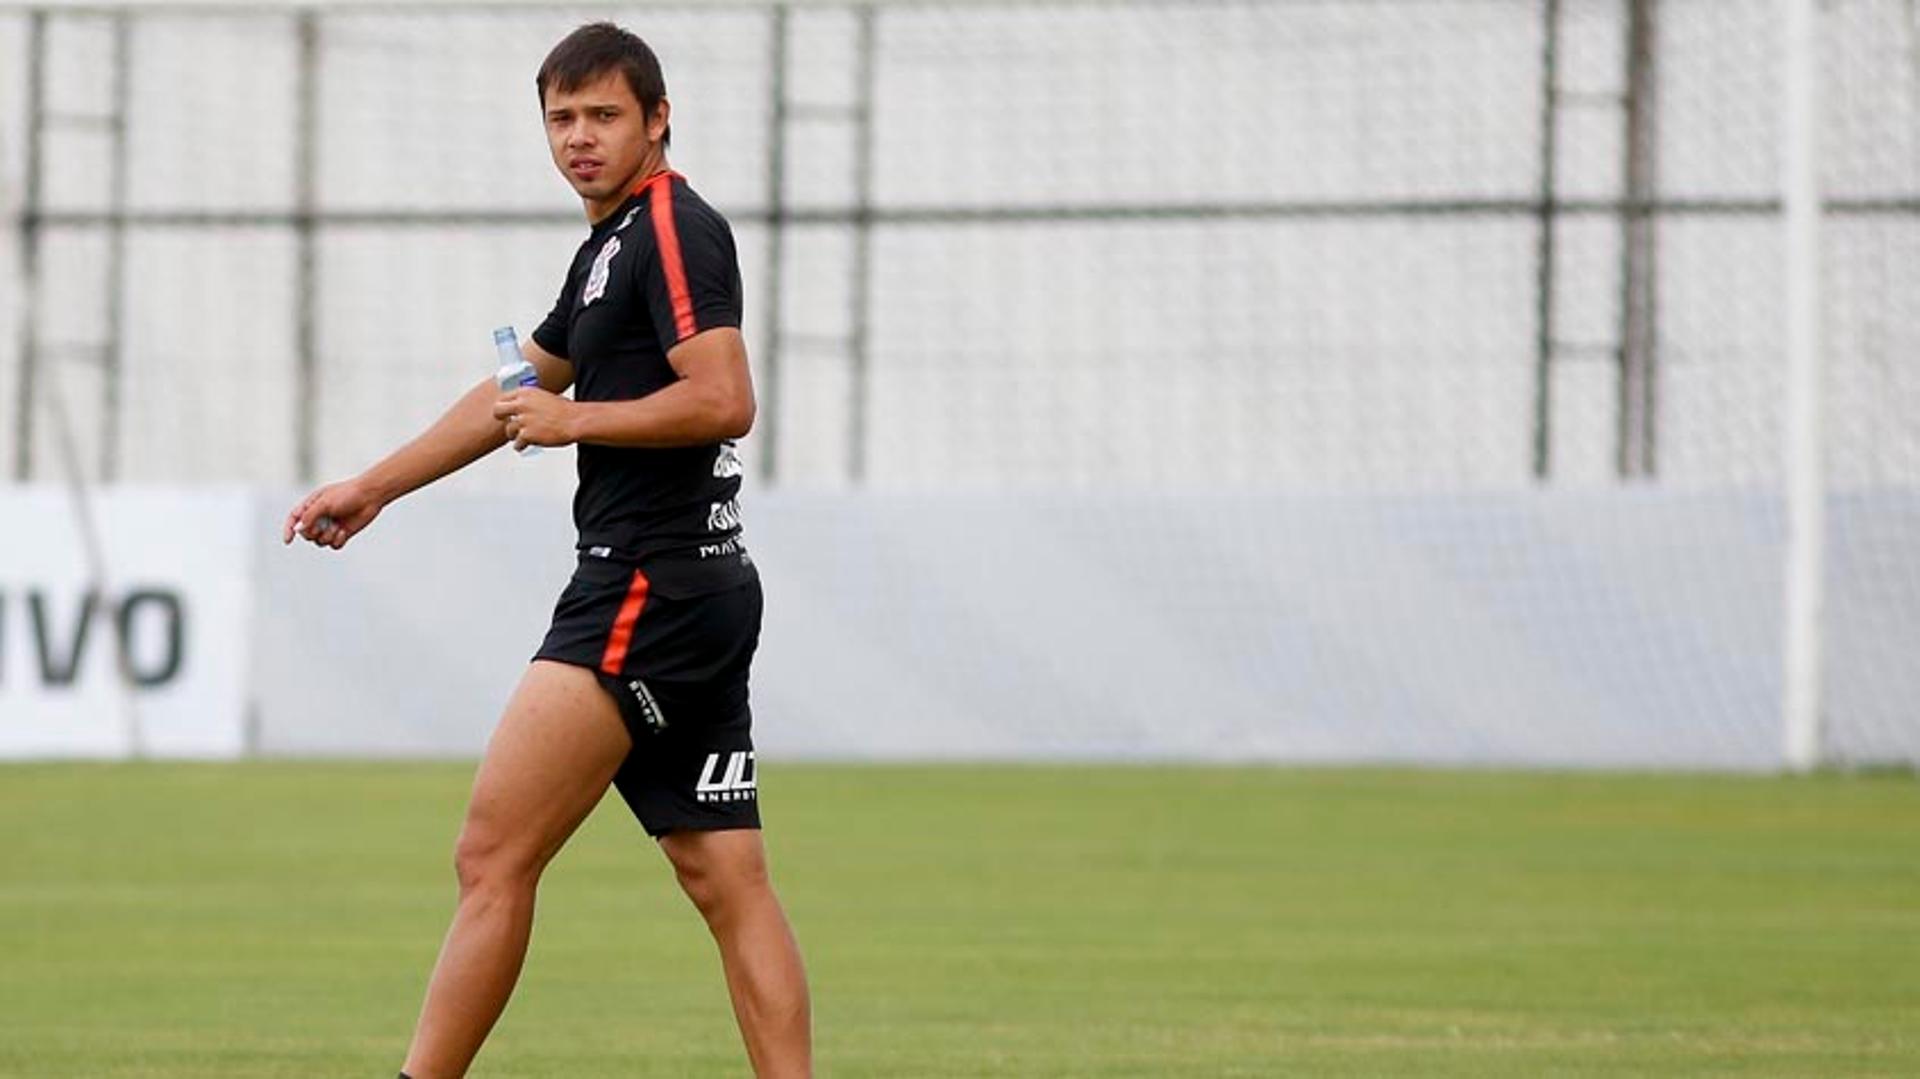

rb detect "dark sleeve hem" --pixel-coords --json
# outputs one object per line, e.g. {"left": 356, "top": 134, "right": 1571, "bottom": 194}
{"left": 531, "top": 325, "right": 572, "bottom": 361}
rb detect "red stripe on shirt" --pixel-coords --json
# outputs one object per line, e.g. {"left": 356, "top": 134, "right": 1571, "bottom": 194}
{"left": 599, "top": 568, "right": 651, "bottom": 675}
{"left": 646, "top": 176, "right": 698, "bottom": 342}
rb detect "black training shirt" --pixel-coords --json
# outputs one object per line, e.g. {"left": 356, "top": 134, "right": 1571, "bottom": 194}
{"left": 532, "top": 171, "right": 751, "bottom": 575}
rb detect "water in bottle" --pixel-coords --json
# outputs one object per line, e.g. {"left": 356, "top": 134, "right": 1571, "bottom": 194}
{"left": 493, "top": 326, "right": 541, "bottom": 457}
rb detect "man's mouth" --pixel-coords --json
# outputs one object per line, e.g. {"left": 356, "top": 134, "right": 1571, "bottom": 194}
{"left": 569, "top": 159, "right": 604, "bottom": 181}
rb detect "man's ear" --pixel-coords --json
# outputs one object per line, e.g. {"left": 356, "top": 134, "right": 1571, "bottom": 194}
{"left": 650, "top": 98, "right": 672, "bottom": 143}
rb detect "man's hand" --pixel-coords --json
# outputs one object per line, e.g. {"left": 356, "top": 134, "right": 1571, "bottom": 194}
{"left": 494, "top": 387, "right": 579, "bottom": 451}
{"left": 283, "top": 477, "right": 384, "bottom": 550}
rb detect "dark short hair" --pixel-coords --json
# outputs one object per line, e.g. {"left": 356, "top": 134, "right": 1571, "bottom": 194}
{"left": 536, "top": 23, "right": 670, "bottom": 146}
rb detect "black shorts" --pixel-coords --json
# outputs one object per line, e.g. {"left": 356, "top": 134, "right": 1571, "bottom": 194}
{"left": 534, "top": 552, "right": 764, "bottom": 837}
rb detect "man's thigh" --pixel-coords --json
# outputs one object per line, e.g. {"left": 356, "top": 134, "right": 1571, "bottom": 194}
{"left": 463, "top": 659, "right": 634, "bottom": 866}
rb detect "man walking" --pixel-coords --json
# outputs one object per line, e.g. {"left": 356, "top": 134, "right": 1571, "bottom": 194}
{"left": 284, "top": 23, "right": 811, "bottom": 1078}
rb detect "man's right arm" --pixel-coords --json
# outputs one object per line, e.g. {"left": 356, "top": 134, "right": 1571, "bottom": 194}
{"left": 282, "top": 341, "right": 572, "bottom": 549}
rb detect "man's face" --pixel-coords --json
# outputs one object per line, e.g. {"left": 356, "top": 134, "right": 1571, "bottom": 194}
{"left": 543, "top": 71, "right": 667, "bottom": 207}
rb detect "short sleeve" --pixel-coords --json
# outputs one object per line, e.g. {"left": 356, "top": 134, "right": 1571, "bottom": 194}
{"left": 531, "top": 263, "right": 579, "bottom": 360}
{"left": 640, "top": 189, "right": 744, "bottom": 354}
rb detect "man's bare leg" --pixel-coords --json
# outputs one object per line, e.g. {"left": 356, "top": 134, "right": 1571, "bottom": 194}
{"left": 660, "top": 828, "right": 812, "bottom": 1078}
{"left": 401, "top": 660, "right": 632, "bottom": 1079}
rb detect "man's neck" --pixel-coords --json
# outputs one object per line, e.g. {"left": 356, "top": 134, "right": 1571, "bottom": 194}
{"left": 587, "top": 152, "right": 670, "bottom": 223}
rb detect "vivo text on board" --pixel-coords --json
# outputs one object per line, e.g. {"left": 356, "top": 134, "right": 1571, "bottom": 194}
{"left": 0, "top": 588, "right": 187, "bottom": 689}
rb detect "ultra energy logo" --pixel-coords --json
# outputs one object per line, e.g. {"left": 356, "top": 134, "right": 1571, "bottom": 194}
{"left": 695, "top": 751, "right": 757, "bottom": 803}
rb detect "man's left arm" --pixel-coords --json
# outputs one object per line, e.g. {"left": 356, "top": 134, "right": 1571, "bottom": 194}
{"left": 495, "top": 327, "right": 754, "bottom": 450}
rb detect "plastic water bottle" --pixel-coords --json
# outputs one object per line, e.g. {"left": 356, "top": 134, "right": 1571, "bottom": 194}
{"left": 493, "top": 325, "right": 541, "bottom": 457}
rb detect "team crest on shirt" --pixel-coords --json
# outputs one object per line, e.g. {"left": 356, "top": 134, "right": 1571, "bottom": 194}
{"left": 583, "top": 235, "right": 621, "bottom": 307}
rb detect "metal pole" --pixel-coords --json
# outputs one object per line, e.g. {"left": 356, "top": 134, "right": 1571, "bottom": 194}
{"left": 759, "top": 3, "right": 789, "bottom": 486}
{"left": 294, "top": 10, "right": 320, "bottom": 484}
{"left": 846, "top": 2, "right": 877, "bottom": 485}
{"left": 1531, "top": 0, "right": 1562, "bottom": 482}
{"left": 102, "top": 9, "right": 133, "bottom": 482}
{"left": 1780, "top": 0, "right": 1826, "bottom": 770}
{"left": 14, "top": 10, "right": 47, "bottom": 481}
{"left": 1616, "top": 0, "right": 1659, "bottom": 479}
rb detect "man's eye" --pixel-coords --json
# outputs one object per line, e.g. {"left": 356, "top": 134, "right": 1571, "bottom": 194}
{"left": 597, "top": 110, "right": 618, "bottom": 121}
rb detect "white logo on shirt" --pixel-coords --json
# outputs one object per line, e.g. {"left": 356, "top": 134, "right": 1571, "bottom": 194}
{"left": 707, "top": 498, "right": 742, "bottom": 532}
{"left": 713, "top": 442, "right": 743, "bottom": 479}
{"left": 583, "top": 235, "right": 621, "bottom": 307}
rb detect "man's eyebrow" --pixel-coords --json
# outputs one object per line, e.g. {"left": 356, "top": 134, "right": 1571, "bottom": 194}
{"left": 550, "top": 102, "right": 620, "bottom": 114}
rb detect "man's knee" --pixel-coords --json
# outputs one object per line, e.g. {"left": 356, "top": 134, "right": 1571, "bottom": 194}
{"left": 453, "top": 820, "right": 540, "bottom": 898}
{"left": 664, "top": 831, "right": 770, "bottom": 922}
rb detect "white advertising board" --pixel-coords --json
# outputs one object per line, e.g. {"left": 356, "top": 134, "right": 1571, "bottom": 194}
{"left": 0, "top": 487, "right": 252, "bottom": 758}
{"left": 4, "top": 485, "right": 1912, "bottom": 768}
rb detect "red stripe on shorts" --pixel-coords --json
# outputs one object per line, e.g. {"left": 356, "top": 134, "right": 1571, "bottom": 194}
{"left": 647, "top": 176, "right": 698, "bottom": 342}
{"left": 600, "top": 568, "right": 652, "bottom": 675}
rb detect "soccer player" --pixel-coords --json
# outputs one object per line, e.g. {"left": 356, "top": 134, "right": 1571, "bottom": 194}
{"left": 280, "top": 23, "right": 811, "bottom": 1079}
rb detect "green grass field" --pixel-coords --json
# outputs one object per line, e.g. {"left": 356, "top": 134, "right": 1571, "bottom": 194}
{"left": 0, "top": 763, "right": 1915, "bottom": 1077}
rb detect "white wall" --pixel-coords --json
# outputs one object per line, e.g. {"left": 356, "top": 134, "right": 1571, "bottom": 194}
{"left": 0, "top": 478, "right": 1889, "bottom": 764}
{"left": 3, "top": 485, "right": 1912, "bottom": 766}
